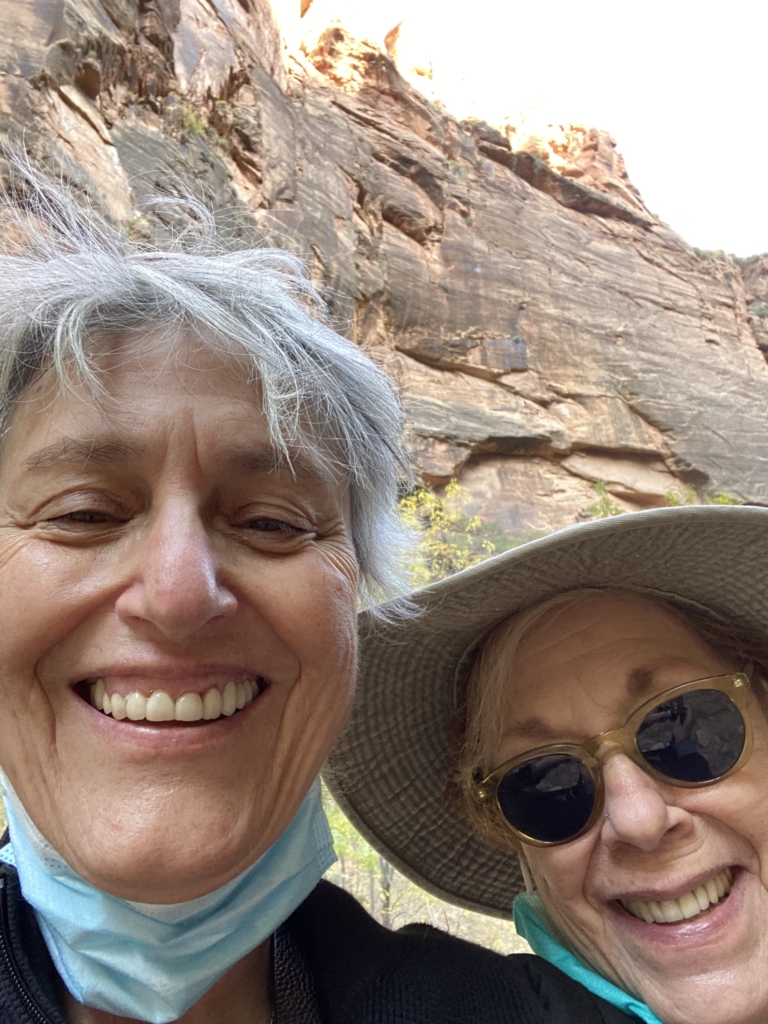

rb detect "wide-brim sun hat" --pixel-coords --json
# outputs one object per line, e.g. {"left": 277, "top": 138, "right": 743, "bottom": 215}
{"left": 325, "top": 504, "right": 768, "bottom": 918}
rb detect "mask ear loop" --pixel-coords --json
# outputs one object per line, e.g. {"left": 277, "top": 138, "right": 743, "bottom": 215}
{"left": 518, "top": 853, "right": 536, "bottom": 893}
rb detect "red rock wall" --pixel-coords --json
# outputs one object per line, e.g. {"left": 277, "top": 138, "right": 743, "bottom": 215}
{"left": 1, "top": 0, "right": 767, "bottom": 538}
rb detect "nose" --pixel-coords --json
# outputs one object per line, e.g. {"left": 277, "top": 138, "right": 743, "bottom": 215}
{"left": 599, "top": 749, "right": 691, "bottom": 852}
{"left": 115, "top": 499, "right": 238, "bottom": 641}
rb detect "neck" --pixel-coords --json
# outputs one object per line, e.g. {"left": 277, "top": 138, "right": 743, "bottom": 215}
{"left": 63, "top": 941, "right": 273, "bottom": 1024}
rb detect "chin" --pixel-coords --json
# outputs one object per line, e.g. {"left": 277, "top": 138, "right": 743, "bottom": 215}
{"left": 58, "top": 803, "right": 269, "bottom": 903}
{"left": 80, "top": 839, "right": 254, "bottom": 903}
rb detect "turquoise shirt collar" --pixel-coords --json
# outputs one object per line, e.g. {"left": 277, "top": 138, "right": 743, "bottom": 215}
{"left": 513, "top": 893, "right": 663, "bottom": 1024}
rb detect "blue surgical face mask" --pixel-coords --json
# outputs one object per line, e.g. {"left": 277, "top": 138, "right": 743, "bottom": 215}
{"left": 0, "top": 775, "right": 335, "bottom": 1023}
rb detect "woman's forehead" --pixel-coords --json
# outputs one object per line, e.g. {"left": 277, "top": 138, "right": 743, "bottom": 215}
{"left": 13, "top": 331, "right": 256, "bottom": 412}
{"left": 0, "top": 353, "right": 344, "bottom": 499}
{"left": 500, "top": 593, "right": 728, "bottom": 740}
{"left": 5, "top": 359, "right": 259, "bottom": 459}
{"left": 515, "top": 592, "right": 709, "bottom": 669}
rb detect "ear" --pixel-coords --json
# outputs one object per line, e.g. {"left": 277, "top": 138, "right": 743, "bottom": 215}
{"left": 518, "top": 850, "right": 537, "bottom": 893}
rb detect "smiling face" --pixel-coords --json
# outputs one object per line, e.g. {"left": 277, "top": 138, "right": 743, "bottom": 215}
{"left": 498, "top": 592, "right": 768, "bottom": 1024}
{"left": 0, "top": 334, "right": 359, "bottom": 903}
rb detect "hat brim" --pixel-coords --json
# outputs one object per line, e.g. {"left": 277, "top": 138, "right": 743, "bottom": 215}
{"left": 325, "top": 505, "right": 768, "bottom": 917}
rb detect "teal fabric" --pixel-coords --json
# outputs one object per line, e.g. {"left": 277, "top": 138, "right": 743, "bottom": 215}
{"left": 514, "top": 893, "right": 663, "bottom": 1024}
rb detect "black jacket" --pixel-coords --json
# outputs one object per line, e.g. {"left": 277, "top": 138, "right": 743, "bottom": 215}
{"left": 291, "top": 881, "right": 635, "bottom": 1024}
{"left": 0, "top": 863, "right": 634, "bottom": 1023}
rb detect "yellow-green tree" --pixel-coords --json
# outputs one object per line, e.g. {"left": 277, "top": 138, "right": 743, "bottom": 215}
{"left": 665, "top": 484, "right": 743, "bottom": 506}
{"left": 399, "top": 479, "right": 496, "bottom": 587}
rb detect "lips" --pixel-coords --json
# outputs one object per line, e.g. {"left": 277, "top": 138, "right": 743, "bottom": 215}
{"left": 85, "top": 676, "right": 267, "bottom": 723}
{"left": 619, "top": 866, "right": 735, "bottom": 924}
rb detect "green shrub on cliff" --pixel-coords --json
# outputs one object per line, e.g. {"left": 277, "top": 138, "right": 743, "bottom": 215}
{"left": 665, "top": 484, "right": 697, "bottom": 506}
{"left": 174, "top": 104, "right": 209, "bottom": 139}
{"left": 703, "top": 490, "right": 743, "bottom": 505}
{"left": 587, "top": 479, "right": 624, "bottom": 518}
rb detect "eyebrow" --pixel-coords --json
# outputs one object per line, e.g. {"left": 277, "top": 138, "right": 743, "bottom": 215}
{"left": 501, "top": 665, "right": 669, "bottom": 745}
{"left": 22, "top": 437, "right": 149, "bottom": 469}
{"left": 22, "top": 436, "right": 329, "bottom": 482}
{"left": 626, "top": 666, "right": 656, "bottom": 700}
{"left": 502, "top": 715, "right": 564, "bottom": 745}
{"left": 222, "top": 447, "right": 327, "bottom": 481}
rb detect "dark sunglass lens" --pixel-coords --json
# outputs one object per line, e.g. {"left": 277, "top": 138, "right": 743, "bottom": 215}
{"left": 636, "top": 688, "right": 745, "bottom": 783}
{"left": 496, "top": 754, "right": 595, "bottom": 843}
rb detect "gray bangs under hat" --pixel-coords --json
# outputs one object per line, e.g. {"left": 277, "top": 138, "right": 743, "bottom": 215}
{"left": 325, "top": 505, "right": 768, "bottom": 918}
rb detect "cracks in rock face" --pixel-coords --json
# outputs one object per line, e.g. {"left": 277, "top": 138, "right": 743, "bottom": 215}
{"left": 366, "top": 151, "right": 445, "bottom": 249}
{"left": 373, "top": 151, "right": 444, "bottom": 211}
{"left": 11, "top": 1, "right": 768, "bottom": 516}
{"left": 129, "top": 0, "right": 178, "bottom": 104}
{"left": 339, "top": 168, "right": 385, "bottom": 258}
{"left": 469, "top": 133, "right": 654, "bottom": 229}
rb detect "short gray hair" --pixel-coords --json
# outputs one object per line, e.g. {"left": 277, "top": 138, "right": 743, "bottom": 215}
{"left": 0, "top": 155, "right": 414, "bottom": 607}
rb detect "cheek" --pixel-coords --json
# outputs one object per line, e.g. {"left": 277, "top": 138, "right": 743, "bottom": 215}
{"left": 252, "top": 550, "right": 359, "bottom": 753}
{"left": 0, "top": 537, "right": 92, "bottom": 736}
{"left": 528, "top": 842, "right": 600, "bottom": 915}
{"left": 0, "top": 532, "right": 120, "bottom": 668}
{"left": 704, "top": 771, "right": 768, "bottom": 881}
{"left": 290, "top": 565, "right": 358, "bottom": 722}
{"left": 258, "top": 549, "right": 358, "bottom": 676}
{"left": 248, "top": 572, "right": 357, "bottom": 841}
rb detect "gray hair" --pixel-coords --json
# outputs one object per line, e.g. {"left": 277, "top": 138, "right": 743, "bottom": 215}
{"left": 0, "top": 155, "right": 414, "bottom": 608}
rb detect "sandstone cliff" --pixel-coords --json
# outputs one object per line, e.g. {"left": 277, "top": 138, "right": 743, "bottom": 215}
{"left": 2, "top": 0, "right": 767, "bottom": 538}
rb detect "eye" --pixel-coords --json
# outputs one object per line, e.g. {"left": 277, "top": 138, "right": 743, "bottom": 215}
{"left": 52, "top": 509, "right": 117, "bottom": 524}
{"left": 233, "top": 512, "right": 315, "bottom": 548}
{"left": 242, "top": 517, "right": 302, "bottom": 535}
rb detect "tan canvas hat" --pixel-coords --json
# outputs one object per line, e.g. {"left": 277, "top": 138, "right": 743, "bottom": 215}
{"left": 325, "top": 505, "right": 768, "bottom": 918}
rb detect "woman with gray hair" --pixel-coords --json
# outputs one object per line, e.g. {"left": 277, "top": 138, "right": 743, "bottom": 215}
{"left": 331, "top": 505, "right": 768, "bottom": 1024}
{"left": 0, "top": 158, "right": 612, "bottom": 1024}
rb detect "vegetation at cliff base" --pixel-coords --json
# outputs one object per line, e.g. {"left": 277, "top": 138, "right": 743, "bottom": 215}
{"left": 588, "top": 479, "right": 744, "bottom": 519}
{"left": 586, "top": 479, "right": 624, "bottom": 518}
{"left": 398, "top": 479, "right": 496, "bottom": 586}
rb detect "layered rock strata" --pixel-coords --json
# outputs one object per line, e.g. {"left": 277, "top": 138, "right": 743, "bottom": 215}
{"left": 1, "top": 0, "right": 767, "bottom": 537}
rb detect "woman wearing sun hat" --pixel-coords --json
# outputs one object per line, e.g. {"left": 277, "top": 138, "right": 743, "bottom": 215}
{"left": 328, "top": 504, "right": 768, "bottom": 1024}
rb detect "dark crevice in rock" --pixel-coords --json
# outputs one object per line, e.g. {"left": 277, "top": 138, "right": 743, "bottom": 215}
{"left": 404, "top": 395, "right": 569, "bottom": 457}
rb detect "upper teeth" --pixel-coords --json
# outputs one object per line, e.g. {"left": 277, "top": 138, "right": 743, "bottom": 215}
{"left": 89, "top": 679, "right": 257, "bottom": 722}
{"left": 620, "top": 866, "right": 734, "bottom": 924}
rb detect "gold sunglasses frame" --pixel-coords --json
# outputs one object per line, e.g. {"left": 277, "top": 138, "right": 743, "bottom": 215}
{"left": 475, "top": 667, "right": 754, "bottom": 848}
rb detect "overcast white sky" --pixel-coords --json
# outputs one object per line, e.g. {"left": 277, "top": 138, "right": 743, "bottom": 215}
{"left": 291, "top": 0, "right": 768, "bottom": 256}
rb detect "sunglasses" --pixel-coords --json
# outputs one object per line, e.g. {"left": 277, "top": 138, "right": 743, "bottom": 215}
{"left": 475, "top": 666, "right": 754, "bottom": 847}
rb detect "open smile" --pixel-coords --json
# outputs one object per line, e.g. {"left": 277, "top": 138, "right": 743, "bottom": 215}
{"left": 619, "top": 866, "right": 735, "bottom": 925}
{"left": 79, "top": 676, "right": 269, "bottom": 724}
